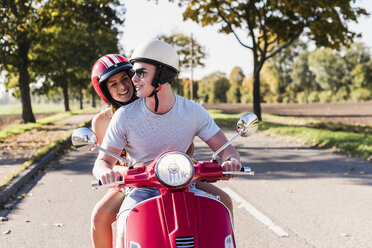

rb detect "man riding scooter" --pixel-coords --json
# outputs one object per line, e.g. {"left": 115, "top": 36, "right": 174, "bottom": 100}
{"left": 93, "top": 39, "right": 243, "bottom": 247}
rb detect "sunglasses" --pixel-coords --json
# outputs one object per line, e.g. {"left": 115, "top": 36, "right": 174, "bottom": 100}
{"left": 130, "top": 68, "right": 146, "bottom": 79}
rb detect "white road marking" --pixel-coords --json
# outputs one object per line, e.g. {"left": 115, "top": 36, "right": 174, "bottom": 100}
{"left": 222, "top": 187, "right": 289, "bottom": 237}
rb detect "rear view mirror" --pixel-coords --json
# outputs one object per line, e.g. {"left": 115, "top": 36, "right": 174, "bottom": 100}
{"left": 236, "top": 113, "right": 259, "bottom": 137}
{"left": 71, "top": 127, "right": 97, "bottom": 152}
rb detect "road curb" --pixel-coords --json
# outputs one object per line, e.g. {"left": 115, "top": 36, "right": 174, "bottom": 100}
{"left": 0, "top": 119, "right": 92, "bottom": 206}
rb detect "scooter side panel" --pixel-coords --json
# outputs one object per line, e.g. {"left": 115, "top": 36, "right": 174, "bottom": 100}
{"left": 196, "top": 196, "right": 236, "bottom": 247}
{"left": 125, "top": 196, "right": 170, "bottom": 248}
{"left": 124, "top": 192, "right": 235, "bottom": 248}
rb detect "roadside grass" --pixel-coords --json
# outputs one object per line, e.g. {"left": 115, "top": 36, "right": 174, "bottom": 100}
{"left": 0, "top": 138, "right": 67, "bottom": 189}
{"left": 208, "top": 109, "right": 372, "bottom": 161}
{"left": 0, "top": 108, "right": 93, "bottom": 140}
{"left": 264, "top": 113, "right": 372, "bottom": 134}
{"left": 0, "top": 103, "right": 81, "bottom": 115}
{"left": 0, "top": 118, "right": 93, "bottom": 190}
{"left": 208, "top": 109, "right": 242, "bottom": 127}
{"left": 260, "top": 122, "right": 372, "bottom": 161}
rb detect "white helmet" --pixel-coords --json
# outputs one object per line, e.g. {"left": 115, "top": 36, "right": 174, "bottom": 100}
{"left": 131, "top": 39, "right": 179, "bottom": 73}
{"left": 130, "top": 40, "right": 180, "bottom": 112}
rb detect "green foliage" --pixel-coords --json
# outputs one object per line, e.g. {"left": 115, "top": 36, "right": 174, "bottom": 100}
{"left": 171, "top": 77, "right": 184, "bottom": 96}
{"left": 317, "top": 90, "right": 333, "bottom": 103}
{"left": 240, "top": 77, "right": 253, "bottom": 104}
{"left": 291, "top": 50, "right": 317, "bottom": 95}
{"left": 295, "top": 91, "right": 308, "bottom": 103}
{"left": 0, "top": 0, "right": 124, "bottom": 121}
{"left": 351, "top": 61, "right": 372, "bottom": 89}
{"left": 173, "top": 77, "right": 198, "bottom": 98}
{"left": 332, "top": 86, "right": 349, "bottom": 102}
{"left": 31, "top": 0, "right": 124, "bottom": 111}
{"left": 198, "top": 72, "right": 229, "bottom": 103}
{"left": 169, "top": 0, "right": 368, "bottom": 119}
{"left": 257, "top": 41, "right": 372, "bottom": 103}
{"left": 308, "top": 91, "right": 320, "bottom": 103}
{"left": 350, "top": 88, "right": 372, "bottom": 101}
{"left": 264, "top": 39, "right": 308, "bottom": 102}
{"left": 308, "top": 48, "right": 346, "bottom": 91}
{"left": 227, "top": 67, "right": 244, "bottom": 103}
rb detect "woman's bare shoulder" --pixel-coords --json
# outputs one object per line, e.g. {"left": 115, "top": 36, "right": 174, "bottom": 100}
{"left": 92, "top": 108, "right": 112, "bottom": 130}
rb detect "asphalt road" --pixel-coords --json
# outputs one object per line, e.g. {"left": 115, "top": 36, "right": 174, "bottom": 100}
{"left": 1, "top": 129, "right": 372, "bottom": 248}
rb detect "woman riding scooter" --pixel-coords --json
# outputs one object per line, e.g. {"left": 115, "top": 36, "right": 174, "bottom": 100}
{"left": 90, "top": 53, "right": 233, "bottom": 248}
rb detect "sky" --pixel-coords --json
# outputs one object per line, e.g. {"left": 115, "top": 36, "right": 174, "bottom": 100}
{"left": 0, "top": 1, "right": 371, "bottom": 96}
{"left": 122, "top": 0, "right": 372, "bottom": 80}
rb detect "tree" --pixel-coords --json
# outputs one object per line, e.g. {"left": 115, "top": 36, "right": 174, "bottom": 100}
{"left": 227, "top": 66, "right": 244, "bottom": 103}
{"left": 263, "top": 39, "right": 308, "bottom": 102}
{"left": 170, "top": 0, "right": 368, "bottom": 120}
{"left": 198, "top": 71, "right": 229, "bottom": 103}
{"left": 0, "top": 0, "right": 53, "bottom": 122}
{"left": 0, "top": 0, "right": 124, "bottom": 121}
{"left": 33, "top": 14, "right": 122, "bottom": 111}
{"left": 32, "top": 1, "right": 123, "bottom": 112}
{"left": 290, "top": 51, "right": 317, "bottom": 102}
{"left": 308, "top": 48, "right": 346, "bottom": 92}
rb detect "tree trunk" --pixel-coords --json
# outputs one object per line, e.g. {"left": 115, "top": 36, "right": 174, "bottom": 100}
{"left": 253, "top": 70, "right": 262, "bottom": 121}
{"left": 252, "top": 50, "right": 262, "bottom": 121}
{"left": 79, "top": 88, "right": 83, "bottom": 110}
{"left": 91, "top": 86, "right": 96, "bottom": 108}
{"left": 18, "top": 59, "right": 35, "bottom": 123}
{"left": 62, "top": 84, "right": 70, "bottom": 111}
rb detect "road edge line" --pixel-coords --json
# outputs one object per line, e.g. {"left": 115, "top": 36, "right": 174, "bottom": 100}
{"left": 222, "top": 187, "right": 289, "bottom": 238}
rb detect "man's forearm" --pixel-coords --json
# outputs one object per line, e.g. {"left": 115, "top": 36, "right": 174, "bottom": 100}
{"left": 93, "top": 157, "right": 115, "bottom": 179}
{"left": 93, "top": 145, "right": 122, "bottom": 179}
{"left": 219, "top": 145, "right": 240, "bottom": 162}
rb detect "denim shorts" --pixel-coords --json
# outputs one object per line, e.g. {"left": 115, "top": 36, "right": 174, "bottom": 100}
{"left": 117, "top": 185, "right": 216, "bottom": 217}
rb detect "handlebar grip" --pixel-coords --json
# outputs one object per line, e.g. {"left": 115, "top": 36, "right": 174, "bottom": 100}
{"left": 91, "top": 179, "right": 102, "bottom": 188}
{"left": 240, "top": 166, "right": 251, "bottom": 172}
{"left": 223, "top": 166, "right": 254, "bottom": 176}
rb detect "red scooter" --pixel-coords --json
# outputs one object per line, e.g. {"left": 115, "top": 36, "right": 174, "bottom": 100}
{"left": 72, "top": 112, "right": 259, "bottom": 248}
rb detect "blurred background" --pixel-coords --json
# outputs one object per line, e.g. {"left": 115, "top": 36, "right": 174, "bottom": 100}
{"left": 1, "top": 0, "right": 371, "bottom": 125}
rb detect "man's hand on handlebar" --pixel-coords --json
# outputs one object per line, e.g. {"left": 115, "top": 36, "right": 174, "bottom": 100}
{"left": 221, "top": 157, "right": 242, "bottom": 179}
{"left": 100, "top": 170, "right": 122, "bottom": 185}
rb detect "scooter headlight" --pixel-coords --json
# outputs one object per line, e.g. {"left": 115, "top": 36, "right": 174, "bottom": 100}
{"left": 155, "top": 151, "right": 194, "bottom": 188}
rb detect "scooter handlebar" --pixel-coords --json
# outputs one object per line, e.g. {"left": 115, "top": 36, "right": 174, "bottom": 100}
{"left": 91, "top": 165, "right": 254, "bottom": 190}
{"left": 222, "top": 166, "right": 255, "bottom": 176}
{"left": 91, "top": 179, "right": 125, "bottom": 190}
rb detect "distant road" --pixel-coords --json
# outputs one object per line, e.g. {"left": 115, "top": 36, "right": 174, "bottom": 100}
{"left": 204, "top": 101, "right": 372, "bottom": 126}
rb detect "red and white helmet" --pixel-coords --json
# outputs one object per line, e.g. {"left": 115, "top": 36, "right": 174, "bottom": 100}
{"left": 91, "top": 54, "right": 133, "bottom": 104}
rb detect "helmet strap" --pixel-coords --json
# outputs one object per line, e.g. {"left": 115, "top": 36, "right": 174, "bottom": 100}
{"left": 147, "top": 65, "right": 165, "bottom": 113}
{"left": 148, "top": 85, "right": 162, "bottom": 112}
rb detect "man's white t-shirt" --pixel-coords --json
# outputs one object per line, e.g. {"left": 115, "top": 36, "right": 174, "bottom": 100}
{"left": 102, "top": 95, "right": 220, "bottom": 166}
